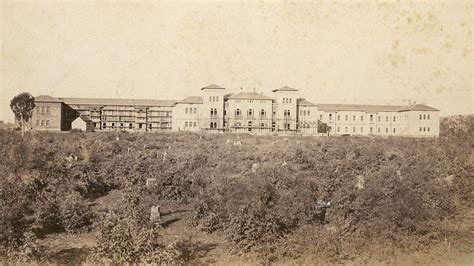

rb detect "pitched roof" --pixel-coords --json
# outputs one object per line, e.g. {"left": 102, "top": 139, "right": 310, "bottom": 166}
{"left": 75, "top": 116, "right": 93, "bottom": 123}
{"left": 227, "top": 92, "right": 273, "bottom": 100}
{"left": 297, "top": 98, "right": 317, "bottom": 106}
{"left": 317, "top": 104, "right": 407, "bottom": 112}
{"left": 316, "top": 103, "right": 439, "bottom": 112}
{"left": 272, "top": 86, "right": 298, "bottom": 92}
{"left": 35, "top": 95, "right": 62, "bottom": 103}
{"left": 201, "top": 84, "right": 225, "bottom": 90}
{"left": 58, "top": 97, "right": 177, "bottom": 107}
{"left": 399, "top": 104, "right": 440, "bottom": 112}
{"left": 177, "top": 96, "right": 203, "bottom": 104}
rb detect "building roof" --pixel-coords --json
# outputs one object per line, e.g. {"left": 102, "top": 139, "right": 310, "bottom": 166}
{"left": 227, "top": 92, "right": 273, "bottom": 100}
{"left": 35, "top": 95, "right": 62, "bottom": 103}
{"left": 74, "top": 116, "right": 93, "bottom": 123}
{"left": 201, "top": 84, "right": 225, "bottom": 90}
{"left": 58, "top": 97, "right": 177, "bottom": 107}
{"left": 297, "top": 98, "right": 317, "bottom": 107}
{"left": 399, "top": 104, "right": 440, "bottom": 112}
{"left": 177, "top": 96, "right": 203, "bottom": 104}
{"left": 316, "top": 103, "right": 439, "bottom": 112}
{"left": 272, "top": 86, "right": 298, "bottom": 92}
{"left": 317, "top": 104, "right": 407, "bottom": 112}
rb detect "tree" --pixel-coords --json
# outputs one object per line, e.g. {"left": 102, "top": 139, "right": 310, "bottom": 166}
{"left": 10, "top": 92, "right": 35, "bottom": 136}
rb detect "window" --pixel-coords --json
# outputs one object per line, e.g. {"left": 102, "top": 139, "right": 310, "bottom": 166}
{"left": 361, "top": 127, "right": 363, "bottom": 133}
{"left": 216, "top": 96, "right": 219, "bottom": 102}
{"left": 361, "top": 115, "right": 364, "bottom": 121}
{"left": 419, "top": 127, "right": 422, "bottom": 132}
{"left": 393, "top": 128, "right": 396, "bottom": 133}
{"left": 345, "top": 115, "right": 348, "bottom": 121}
{"left": 419, "top": 114, "right": 422, "bottom": 120}
{"left": 36, "top": 107, "right": 40, "bottom": 114}
{"left": 194, "top": 108, "right": 197, "bottom": 114}
{"left": 370, "top": 115, "right": 373, "bottom": 121}
{"left": 282, "top": 98, "right": 285, "bottom": 103}
{"left": 386, "top": 116, "right": 389, "bottom": 122}
{"left": 345, "top": 127, "right": 348, "bottom": 133}
{"left": 287, "top": 110, "right": 291, "bottom": 117}
{"left": 260, "top": 109, "right": 266, "bottom": 117}
{"left": 353, "top": 115, "right": 356, "bottom": 121}
{"left": 261, "top": 123, "right": 265, "bottom": 127}
{"left": 386, "top": 127, "right": 388, "bottom": 133}
{"left": 185, "top": 122, "right": 188, "bottom": 127}
{"left": 378, "top": 116, "right": 381, "bottom": 122}
{"left": 300, "top": 110, "right": 303, "bottom": 116}
{"left": 427, "top": 127, "right": 430, "bottom": 132}
{"left": 129, "top": 123, "right": 133, "bottom": 129}
{"left": 120, "top": 123, "right": 124, "bottom": 128}
{"left": 329, "top": 114, "right": 332, "bottom": 120}
{"left": 320, "top": 115, "right": 323, "bottom": 120}
{"left": 46, "top": 120, "right": 50, "bottom": 127}
{"left": 149, "top": 124, "right": 152, "bottom": 129}
{"left": 248, "top": 109, "right": 253, "bottom": 117}
{"left": 289, "top": 98, "right": 292, "bottom": 103}
{"left": 46, "top": 107, "right": 50, "bottom": 114}
{"left": 185, "top": 108, "right": 188, "bottom": 114}
{"left": 112, "top": 123, "right": 115, "bottom": 128}
{"left": 284, "top": 110, "right": 287, "bottom": 116}
{"left": 370, "top": 127, "right": 373, "bottom": 133}
{"left": 36, "top": 120, "right": 40, "bottom": 126}
{"left": 337, "top": 115, "right": 340, "bottom": 121}
{"left": 209, "top": 96, "right": 212, "bottom": 102}
{"left": 423, "top": 114, "right": 426, "bottom": 120}
{"left": 103, "top": 122, "right": 106, "bottom": 128}
{"left": 337, "top": 126, "right": 340, "bottom": 132}
{"left": 423, "top": 127, "right": 426, "bottom": 132}
{"left": 427, "top": 114, "right": 430, "bottom": 120}
{"left": 378, "top": 128, "right": 381, "bottom": 133}
{"left": 353, "top": 127, "right": 356, "bottom": 132}
{"left": 194, "top": 122, "right": 197, "bottom": 127}
{"left": 308, "top": 110, "right": 310, "bottom": 116}
{"left": 393, "top": 116, "right": 396, "bottom": 122}
{"left": 214, "top": 108, "right": 217, "bottom": 116}
{"left": 236, "top": 109, "right": 241, "bottom": 116}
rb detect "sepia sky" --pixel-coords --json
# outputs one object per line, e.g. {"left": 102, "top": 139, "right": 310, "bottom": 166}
{"left": 1, "top": 1, "right": 472, "bottom": 122}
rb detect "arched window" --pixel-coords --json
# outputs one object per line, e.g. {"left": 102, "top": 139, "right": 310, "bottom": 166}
{"left": 329, "top": 114, "right": 333, "bottom": 120}
{"left": 248, "top": 109, "right": 253, "bottom": 117}
{"left": 423, "top": 114, "right": 426, "bottom": 120}
{"left": 260, "top": 109, "right": 265, "bottom": 117}
{"left": 427, "top": 114, "right": 430, "bottom": 120}
{"left": 236, "top": 109, "right": 241, "bottom": 116}
{"left": 307, "top": 110, "right": 310, "bottom": 116}
{"left": 419, "top": 114, "right": 422, "bottom": 120}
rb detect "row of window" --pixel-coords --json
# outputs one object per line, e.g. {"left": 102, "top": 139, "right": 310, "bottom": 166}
{"left": 336, "top": 126, "right": 396, "bottom": 134}
{"left": 209, "top": 96, "right": 219, "bottom": 102}
{"left": 184, "top": 121, "right": 197, "bottom": 127}
{"left": 234, "top": 109, "right": 267, "bottom": 117}
{"left": 210, "top": 108, "right": 218, "bottom": 116}
{"left": 327, "top": 114, "right": 397, "bottom": 122}
{"left": 419, "top": 127, "right": 430, "bottom": 132}
{"left": 283, "top": 110, "right": 291, "bottom": 117}
{"left": 102, "top": 122, "right": 169, "bottom": 129}
{"left": 36, "top": 106, "right": 50, "bottom": 114}
{"left": 234, "top": 121, "right": 269, "bottom": 128}
{"left": 300, "top": 110, "right": 311, "bottom": 116}
{"left": 419, "top": 114, "right": 431, "bottom": 120}
{"left": 282, "top": 98, "right": 292, "bottom": 104}
{"left": 36, "top": 120, "right": 50, "bottom": 127}
{"left": 185, "top": 107, "right": 197, "bottom": 114}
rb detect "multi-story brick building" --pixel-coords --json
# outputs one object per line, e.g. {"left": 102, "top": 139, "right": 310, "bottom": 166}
{"left": 29, "top": 84, "right": 440, "bottom": 137}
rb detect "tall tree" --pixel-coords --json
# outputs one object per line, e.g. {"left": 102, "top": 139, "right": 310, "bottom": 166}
{"left": 10, "top": 92, "right": 35, "bottom": 136}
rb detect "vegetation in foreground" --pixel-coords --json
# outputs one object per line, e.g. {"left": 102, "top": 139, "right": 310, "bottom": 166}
{"left": 0, "top": 115, "right": 473, "bottom": 264}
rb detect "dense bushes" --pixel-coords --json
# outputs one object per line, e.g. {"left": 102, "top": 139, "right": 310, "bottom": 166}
{"left": 0, "top": 116, "right": 472, "bottom": 263}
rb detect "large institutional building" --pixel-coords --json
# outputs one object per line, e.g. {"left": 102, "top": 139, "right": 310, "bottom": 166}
{"left": 31, "top": 84, "right": 440, "bottom": 137}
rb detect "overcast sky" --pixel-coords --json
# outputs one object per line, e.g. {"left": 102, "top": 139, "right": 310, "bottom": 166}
{"left": 1, "top": 1, "right": 472, "bottom": 122}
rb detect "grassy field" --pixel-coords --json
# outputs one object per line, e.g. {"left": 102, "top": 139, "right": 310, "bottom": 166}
{"left": 0, "top": 115, "right": 473, "bottom": 264}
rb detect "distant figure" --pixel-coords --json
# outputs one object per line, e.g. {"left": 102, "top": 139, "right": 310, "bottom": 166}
{"left": 314, "top": 200, "right": 331, "bottom": 224}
